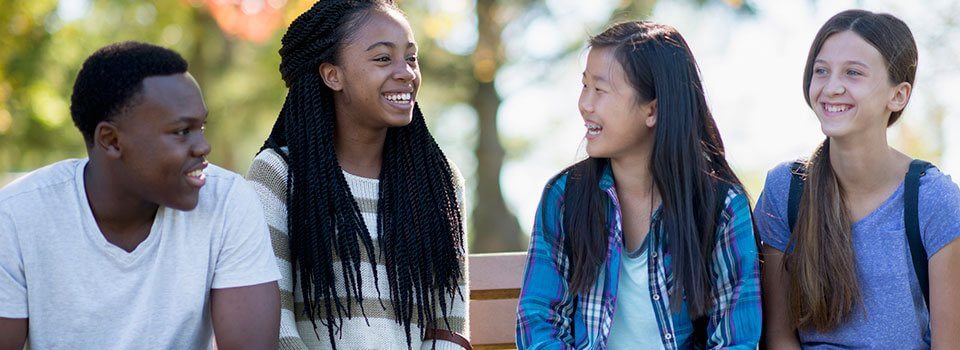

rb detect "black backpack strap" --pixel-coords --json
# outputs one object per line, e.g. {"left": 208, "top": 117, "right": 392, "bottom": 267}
{"left": 762, "top": 162, "right": 804, "bottom": 350}
{"left": 787, "top": 161, "right": 806, "bottom": 233}
{"left": 904, "top": 159, "right": 934, "bottom": 309}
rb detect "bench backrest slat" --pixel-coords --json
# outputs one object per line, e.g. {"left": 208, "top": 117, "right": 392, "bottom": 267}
{"left": 468, "top": 252, "right": 527, "bottom": 349}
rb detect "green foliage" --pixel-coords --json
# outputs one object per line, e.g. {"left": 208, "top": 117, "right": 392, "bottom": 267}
{"left": 0, "top": 0, "right": 503, "bottom": 174}
{"left": 0, "top": 0, "right": 291, "bottom": 173}
{"left": 1, "top": 0, "right": 755, "bottom": 251}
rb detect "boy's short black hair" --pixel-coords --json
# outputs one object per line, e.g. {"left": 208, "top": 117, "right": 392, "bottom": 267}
{"left": 70, "top": 41, "right": 188, "bottom": 146}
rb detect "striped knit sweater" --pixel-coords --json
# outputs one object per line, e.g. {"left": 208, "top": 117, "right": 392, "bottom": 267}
{"left": 247, "top": 148, "right": 469, "bottom": 350}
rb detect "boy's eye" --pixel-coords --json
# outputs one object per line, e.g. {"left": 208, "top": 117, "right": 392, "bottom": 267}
{"left": 374, "top": 56, "right": 390, "bottom": 62}
{"left": 175, "top": 124, "right": 205, "bottom": 136}
{"left": 406, "top": 56, "right": 417, "bottom": 63}
{"left": 846, "top": 69, "right": 862, "bottom": 76}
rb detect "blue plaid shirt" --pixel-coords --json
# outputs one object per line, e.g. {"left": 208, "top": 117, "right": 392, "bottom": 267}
{"left": 516, "top": 164, "right": 761, "bottom": 349}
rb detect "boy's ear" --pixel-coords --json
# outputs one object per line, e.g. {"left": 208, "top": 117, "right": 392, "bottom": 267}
{"left": 94, "top": 121, "right": 122, "bottom": 159}
{"left": 319, "top": 62, "right": 344, "bottom": 91}
{"left": 644, "top": 99, "right": 657, "bottom": 128}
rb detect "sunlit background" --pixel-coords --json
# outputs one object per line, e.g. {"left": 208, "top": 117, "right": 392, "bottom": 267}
{"left": 2, "top": 0, "right": 958, "bottom": 253}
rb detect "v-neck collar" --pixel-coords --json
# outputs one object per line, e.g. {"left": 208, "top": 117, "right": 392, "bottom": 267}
{"left": 75, "top": 159, "right": 165, "bottom": 265}
{"left": 851, "top": 178, "right": 905, "bottom": 229}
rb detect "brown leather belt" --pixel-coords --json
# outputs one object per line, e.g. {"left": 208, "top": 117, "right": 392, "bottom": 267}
{"left": 424, "top": 329, "right": 473, "bottom": 350}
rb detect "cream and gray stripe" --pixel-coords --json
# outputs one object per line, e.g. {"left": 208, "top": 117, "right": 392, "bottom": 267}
{"left": 247, "top": 148, "right": 469, "bottom": 350}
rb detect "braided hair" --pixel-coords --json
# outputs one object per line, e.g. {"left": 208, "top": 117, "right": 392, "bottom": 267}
{"left": 260, "top": 1, "right": 466, "bottom": 348}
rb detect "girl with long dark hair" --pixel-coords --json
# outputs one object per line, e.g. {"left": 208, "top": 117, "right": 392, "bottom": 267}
{"left": 757, "top": 9, "right": 960, "bottom": 349}
{"left": 515, "top": 21, "right": 761, "bottom": 349}
{"left": 246, "top": 1, "right": 469, "bottom": 349}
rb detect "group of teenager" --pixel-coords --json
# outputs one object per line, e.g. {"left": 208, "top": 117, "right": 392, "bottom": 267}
{"left": 0, "top": 0, "right": 957, "bottom": 349}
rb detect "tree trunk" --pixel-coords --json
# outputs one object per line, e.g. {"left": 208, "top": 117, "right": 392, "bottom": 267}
{"left": 470, "top": 0, "right": 527, "bottom": 253}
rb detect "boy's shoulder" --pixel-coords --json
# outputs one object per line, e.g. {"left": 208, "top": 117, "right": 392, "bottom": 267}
{"left": 0, "top": 159, "right": 83, "bottom": 209}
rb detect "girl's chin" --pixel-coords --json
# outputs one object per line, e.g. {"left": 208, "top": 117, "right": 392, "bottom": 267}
{"left": 381, "top": 114, "right": 414, "bottom": 128}
{"left": 820, "top": 124, "right": 848, "bottom": 137}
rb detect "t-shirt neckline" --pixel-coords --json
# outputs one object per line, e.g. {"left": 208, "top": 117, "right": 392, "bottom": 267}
{"left": 74, "top": 159, "right": 165, "bottom": 265}
{"left": 852, "top": 179, "right": 905, "bottom": 229}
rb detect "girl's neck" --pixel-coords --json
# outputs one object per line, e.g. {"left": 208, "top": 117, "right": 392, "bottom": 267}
{"left": 334, "top": 113, "right": 387, "bottom": 179}
{"left": 828, "top": 131, "right": 910, "bottom": 196}
{"left": 610, "top": 151, "right": 656, "bottom": 198}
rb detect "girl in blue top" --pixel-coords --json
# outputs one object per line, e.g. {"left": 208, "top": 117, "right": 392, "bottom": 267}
{"left": 757, "top": 9, "right": 960, "bottom": 349}
{"left": 516, "top": 21, "right": 761, "bottom": 349}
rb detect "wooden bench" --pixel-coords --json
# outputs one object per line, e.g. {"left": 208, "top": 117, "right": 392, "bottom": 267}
{"left": 467, "top": 252, "right": 527, "bottom": 350}
{"left": 217, "top": 252, "right": 528, "bottom": 350}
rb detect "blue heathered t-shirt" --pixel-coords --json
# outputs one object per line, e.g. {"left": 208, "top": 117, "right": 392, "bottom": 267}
{"left": 755, "top": 161, "right": 960, "bottom": 349}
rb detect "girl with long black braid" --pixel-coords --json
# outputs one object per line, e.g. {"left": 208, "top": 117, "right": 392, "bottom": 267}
{"left": 246, "top": 1, "right": 469, "bottom": 349}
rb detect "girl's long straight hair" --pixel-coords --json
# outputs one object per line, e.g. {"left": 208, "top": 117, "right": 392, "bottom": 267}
{"left": 563, "top": 21, "right": 746, "bottom": 318}
{"left": 788, "top": 9, "right": 918, "bottom": 331}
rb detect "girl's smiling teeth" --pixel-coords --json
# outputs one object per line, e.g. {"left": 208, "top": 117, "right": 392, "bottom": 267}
{"left": 585, "top": 121, "right": 602, "bottom": 136}
{"left": 383, "top": 92, "right": 412, "bottom": 104}
{"left": 823, "top": 103, "right": 852, "bottom": 113}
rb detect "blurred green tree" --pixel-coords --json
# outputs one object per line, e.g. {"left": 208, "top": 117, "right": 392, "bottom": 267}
{"left": 0, "top": 0, "right": 758, "bottom": 253}
{"left": 406, "top": 0, "right": 755, "bottom": 252}
{"left": 0, "top": 0, "right": 292, "bottom": 172}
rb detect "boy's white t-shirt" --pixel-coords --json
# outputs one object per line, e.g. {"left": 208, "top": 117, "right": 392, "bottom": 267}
{"left": 0, "top": 159, "right": 281, "bottom": 349}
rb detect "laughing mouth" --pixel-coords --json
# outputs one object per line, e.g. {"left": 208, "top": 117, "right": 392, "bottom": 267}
{"left": 824, "top": 103, "right": 852, "bottom": 113}
{"left": 585, "top": 122, "right": 602, "bottom": 135}
{"left": 186, "top": 161, "right": 208, "bottom": 180}
{"left": 383, "top": 92, "right": 412, "bottom": 105}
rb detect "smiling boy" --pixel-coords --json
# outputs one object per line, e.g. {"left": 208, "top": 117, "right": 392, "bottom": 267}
{"left": 0, "top": 42, "right": 280, "bottom": 349}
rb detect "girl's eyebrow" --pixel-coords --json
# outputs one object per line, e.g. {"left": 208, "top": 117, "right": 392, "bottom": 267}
{"left": 814, "top": 58, "right": 870, "bottom": 67}
{"left": 582, "top": 72, "right": 608, "bottom": 83}
{"left": 365, "top": 41, "right": 417, "bottom": 51}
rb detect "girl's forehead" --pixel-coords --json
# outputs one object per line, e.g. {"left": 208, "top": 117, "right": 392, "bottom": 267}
{"left": 816, "top": 31, "right": 884, "bottom": 67}
{"left": 585, "top": 47, "right": 631, "bottom": 90}
{"left": 350, "top": 10, "right": 414, "bottom": 43}
{"left": 585, "top": 48, "right": 619, "bottom": 76}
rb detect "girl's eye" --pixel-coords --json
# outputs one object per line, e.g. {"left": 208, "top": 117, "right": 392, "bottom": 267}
{"left": 814, "top": 67, "right": 828, "bottom": 75}
{"left": 175, "top": 128, "right": 190, "bottom": 136}
{"left": 406, "top": 56, "right": 417, "bottom": 63}
{"left": 846, "top": 69, "right": 862, "bottom": 76}
{"left": 374, "top": 56, "right": 390, "bottom": 62}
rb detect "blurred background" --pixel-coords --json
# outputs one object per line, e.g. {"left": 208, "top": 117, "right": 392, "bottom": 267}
{"left": 2, "top": 0, "right": 958, "bottom": 253}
